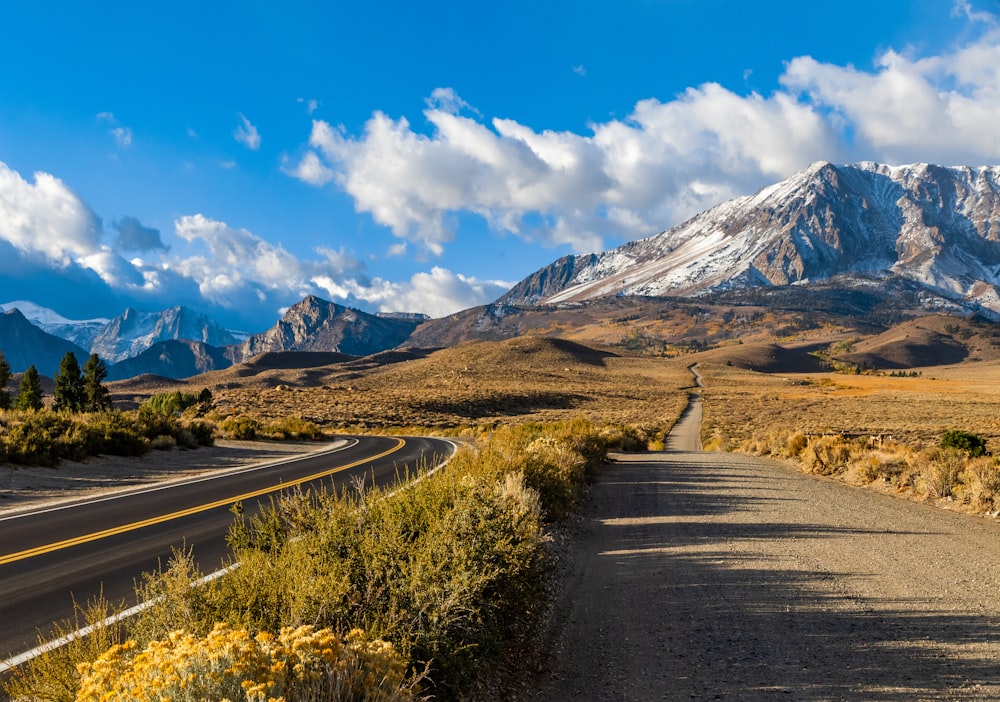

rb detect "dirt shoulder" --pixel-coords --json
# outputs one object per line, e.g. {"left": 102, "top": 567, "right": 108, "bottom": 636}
{"left": 0, "top": 440, "right": 330, "bottom": 517}
{"left": 533, "top": 448, "right": 1000, "bottom": 700}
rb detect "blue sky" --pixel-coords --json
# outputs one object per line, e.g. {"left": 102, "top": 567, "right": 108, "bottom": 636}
{"left": 1, "top": 0, "right": 999, "bottom": 332}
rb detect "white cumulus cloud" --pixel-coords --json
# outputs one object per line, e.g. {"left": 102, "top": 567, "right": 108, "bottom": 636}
{"left": 174, "top": 214, "right": 314, "bottom": 300}
{"left": 313, "top": 266, "right": 511, "bottom": 319}
{"left": 288, "top": 11, "right": 1000, "bottom": 260}
{"left": 0, "top": 162, "right": 103, "bottom": 265}
{"left": 290, "top": 85, "right": 835, "bottom": 258}
{"left": 781, "top": 33, "right": 1000, "bottom": 165}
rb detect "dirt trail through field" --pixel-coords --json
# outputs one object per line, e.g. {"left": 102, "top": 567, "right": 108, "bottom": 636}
{"left": 533, "top": 385, "right": 1000, "bottom": 700}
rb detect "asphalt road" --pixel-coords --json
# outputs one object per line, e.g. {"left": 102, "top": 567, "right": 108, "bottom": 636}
{"left": 0, "top": 435, "right": 454, "bottom": 664}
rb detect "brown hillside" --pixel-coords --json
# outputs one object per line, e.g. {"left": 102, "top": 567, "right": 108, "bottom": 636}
{"left": 238, "top": 351, "right": 357, "bottom": 372}
{"left": 832, "top": 315, "right": 1000, "bottom": 369}
{"left": 110, "top": 337, "right": 692, "bottom": 432}
{"left": 690, "top": 343, "right": 828, "bottom": 374}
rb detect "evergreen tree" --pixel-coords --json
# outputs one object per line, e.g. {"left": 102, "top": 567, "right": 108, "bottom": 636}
{"left": 53, "top": 351, "right": 85, "bottom": 412}
{"left": 0, "top": 349, "right": 11, "bottom": 410}
{"left": 82, "top": 353, "right": 112, "bottom": 411}
{"left": 15, "top": 365, "right": 44, "bottom": 411}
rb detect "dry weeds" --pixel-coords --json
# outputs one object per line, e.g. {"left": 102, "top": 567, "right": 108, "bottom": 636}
{"left": 700, "top": 360, "right": 1000, "bottom": 517}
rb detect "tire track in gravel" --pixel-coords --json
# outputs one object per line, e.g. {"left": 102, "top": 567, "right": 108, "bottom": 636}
{"left": 533, "top": 396, "right": 1000, "bottom": 700}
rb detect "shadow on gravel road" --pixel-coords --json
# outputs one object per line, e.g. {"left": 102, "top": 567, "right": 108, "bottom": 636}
{"left": 536, "top": 453, "right": 1000, "bottom": 701}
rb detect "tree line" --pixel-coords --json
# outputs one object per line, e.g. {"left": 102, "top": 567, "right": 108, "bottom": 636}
{"left": 0, "top": 350, "right": 111, "bottom": 412}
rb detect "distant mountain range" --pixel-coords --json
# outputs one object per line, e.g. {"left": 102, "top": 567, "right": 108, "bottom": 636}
{"left": 5, "top": 161, "right": 1000, "bottom": 381}
{"left": 0, "top": 308, "right": 90, "bottom": 377}
{"left": 93, "top": 306, "right": 242, "bottom": 363}
{"left": 230, "top": 296, "right": 423, "bottom": 364}
{"left": 0, "top": 298, "right": 426, "bottom": 381}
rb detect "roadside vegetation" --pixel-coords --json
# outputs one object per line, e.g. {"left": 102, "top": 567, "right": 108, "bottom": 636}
{"left": 699, "top": 362, "right": 1000, "bottom": 516}
{"left": 713, "top": 427, "right": 1000, "bottom": 515}
{"left": 4, "top": 419, "right": 651, "bottom": 701}
{"left": 0, "top": 351, "right": 219, "bottom": 466}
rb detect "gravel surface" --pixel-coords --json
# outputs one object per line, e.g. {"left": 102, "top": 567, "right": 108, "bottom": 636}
{"left": 533, "top": 419, "right": 1000, "bottom": 699}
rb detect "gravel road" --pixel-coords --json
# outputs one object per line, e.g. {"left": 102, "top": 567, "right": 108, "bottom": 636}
{"left": 533, "top": 405, "right": 1000, "bottom": 699}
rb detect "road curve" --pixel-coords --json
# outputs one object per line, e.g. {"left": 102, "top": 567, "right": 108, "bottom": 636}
{"left": 0, "top": 435, "right": 454, "bottom": 663}
{"left": 665, "top": 364, "right": 702, "bottom": 452}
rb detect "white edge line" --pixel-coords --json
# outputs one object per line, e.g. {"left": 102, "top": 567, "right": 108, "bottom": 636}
{"left": 0, "top": 437, "right": 461, "bottom": 675}
{"left": 0, "top": 564, "right": 237, "bottom": 674}
{"left": 0, "top": 439, "right": 356, "bottom": 523}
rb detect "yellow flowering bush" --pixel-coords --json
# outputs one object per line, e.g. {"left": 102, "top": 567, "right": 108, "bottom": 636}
{"left": 76, "top": 623, "right": 418, "bottom": 702}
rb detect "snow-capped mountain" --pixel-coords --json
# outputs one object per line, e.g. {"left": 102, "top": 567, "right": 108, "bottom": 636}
{"left": 92, "top": 306, "right": 240, "bottom": 363}
{"left": 0, "top": 300, "right": 110, "bottom": 350}
{"left": 500, "top": 162, "right": 1000, "bottom": 316}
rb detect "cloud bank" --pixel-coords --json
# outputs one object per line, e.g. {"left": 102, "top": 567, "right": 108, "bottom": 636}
{"left": 291, "top": 22, "right": 1000, "bottom": 259}
{"left": 0, "top": 160, "right": 506, "bottom": 326}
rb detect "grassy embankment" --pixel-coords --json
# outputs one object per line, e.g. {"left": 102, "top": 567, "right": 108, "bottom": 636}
{"left": 3, "top": 419, "right": 666, "bottom": 701}
{"left": 5, "top": 339, "right": 696, "bottom": 698}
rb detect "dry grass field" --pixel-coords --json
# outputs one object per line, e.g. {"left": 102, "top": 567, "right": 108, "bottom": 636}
{"left": 112, "top": 337, "right": 695, "bottom": 438}
{"left": 102, "top": 312, "right": 1000, "bottom": 519}
{"left": 699, "top": 360, "right": 1000, "bottom": 451}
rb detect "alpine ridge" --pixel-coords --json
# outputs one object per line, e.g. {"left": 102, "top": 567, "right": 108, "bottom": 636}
{"left": 92, "top": 306, "right": 240, "bottom": 363}
{"left": 500, "top": 162, "right": 1000, "bottom": 317}
{"left": 230, "top": 295, "right": 423, "bottom": 364}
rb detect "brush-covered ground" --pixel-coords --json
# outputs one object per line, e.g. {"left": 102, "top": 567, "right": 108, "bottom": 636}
{"left": 113, "top": 337, "right": 695, "bottom": 435}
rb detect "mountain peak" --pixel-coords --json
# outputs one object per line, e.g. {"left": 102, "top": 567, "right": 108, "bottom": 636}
{"left": 92, "top": 305, "right": 239, "bottom": 363}
{"left": 500, "top": 161, "right": 1000, "bottom": 318}
{"left": 232, "top": 295, "right": 422, "bottom": 362}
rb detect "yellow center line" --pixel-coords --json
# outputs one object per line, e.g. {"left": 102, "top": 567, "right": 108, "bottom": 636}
{"left": 0, "top": 438, "right": 406, "bottom": 566}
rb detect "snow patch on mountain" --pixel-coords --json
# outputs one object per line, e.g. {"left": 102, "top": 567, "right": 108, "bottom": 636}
{"left": 92, "top": 306, "right": 240, "bottom": 363}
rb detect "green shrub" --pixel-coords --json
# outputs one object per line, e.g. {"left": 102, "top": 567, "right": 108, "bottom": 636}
{"left": 940, "top": 429, "right": 988, "bottom": 457}
{"left": 221, "top": 415, "right": 261, "bottom": 440}
{"left": 265, "top": 416, "right": 324, "bottom": 441}
{"left": 140, "top": 391, "right": 201, "bottom": 416}
{"left": 185, "top": 420, "right": 215, "bottom": 446}
{"left": 149, "top": 434, "right": 176, "bottom": 451}
{"left": 85, "top": 412, "right": 148, "bottom": 457}
{"left": 0, "top": 408, "right": 214, "bottom": 466}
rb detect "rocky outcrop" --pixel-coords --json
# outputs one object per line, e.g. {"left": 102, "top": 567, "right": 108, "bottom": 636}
{"left": 230, "top": 296, "right": 422, "bottom": 363}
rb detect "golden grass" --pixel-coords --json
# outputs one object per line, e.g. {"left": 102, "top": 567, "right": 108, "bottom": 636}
{"left": 700, "top": 360, "right": 1000, "bottom": 451}
{"left": 119, "top": 338, "right": 695, "bottom": 437}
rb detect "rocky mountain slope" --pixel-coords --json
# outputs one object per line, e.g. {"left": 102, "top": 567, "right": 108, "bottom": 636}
{"left": 501, "top": 162, "right": 1000, "bottom": 317}
{"left": 230, "top": 295, "right": 423, "bottom": 363}
{"left": 93, "top": 305, "right": 240, "bottom": 363}
{"left": 0, "top": 309, "right": 91, "bottom": 376}
{"left": 106, "top": 339, "right": 234, "bottom": 381}
{"left": 0, "top": 300, "right": 109, "bottom": 350}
